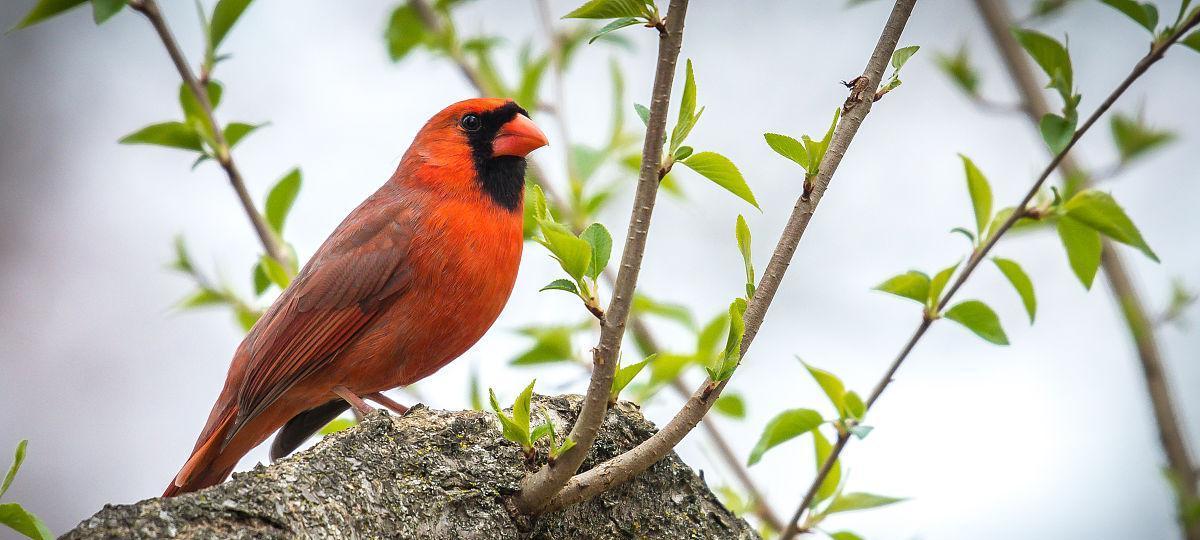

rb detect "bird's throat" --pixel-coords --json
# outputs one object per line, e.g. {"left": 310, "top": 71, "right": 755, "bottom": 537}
{"left": 475, "top": 156, "right": 526, "bottom": 212}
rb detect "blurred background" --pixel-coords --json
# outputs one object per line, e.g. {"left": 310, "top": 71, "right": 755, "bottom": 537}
{"left": 1, "top": 0, "right": 1198, "bottom": 538}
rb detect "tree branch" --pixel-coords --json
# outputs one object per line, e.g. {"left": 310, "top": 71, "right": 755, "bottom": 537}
{"left": 514, "top": 0, "right": 691, "bottom": 514}
{"left": 63, "top": 396, "right": 756, "bottom": 539}
{"left": 783, "top": 7, "right": 1200, "bottom": 536}
{"left": 127, "top": 0, "right": 290, "bottom": 267}
{"left": 972, "top": 1, "right": 1199, "bottom": 537}
{"left": 538, "top": 0, "right": 919, "bottom": 513}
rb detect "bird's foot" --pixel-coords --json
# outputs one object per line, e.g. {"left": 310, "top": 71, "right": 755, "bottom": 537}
{"left": 366, "top": 392, "right": 410, "bottom": 415}
{"left": 332, "top": 385, "right": 375, "bottom": 416}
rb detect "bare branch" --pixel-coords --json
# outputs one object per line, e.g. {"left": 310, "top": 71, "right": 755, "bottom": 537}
{"left": 514, "top": 0, "right": 692, "bottom": 514}
{"left": 973, "top": 2, "right": 1199, "bottom": 538}
{"left": 538, "top": 0, "right": 919, "bottom": 513}
{"left": 783, "top": 7, "right": 1200, "bottom": 536}
{"left": 127, "top": 0, "right": 289, "bottom": 267}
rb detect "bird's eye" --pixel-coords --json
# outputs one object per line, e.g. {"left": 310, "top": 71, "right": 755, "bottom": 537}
{"left": 460, "top": 114, "right": 481, "bottom": 132}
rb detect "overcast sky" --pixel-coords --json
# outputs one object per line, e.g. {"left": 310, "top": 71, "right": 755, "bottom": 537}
{"left": 1, "top": 1, "right": 1198, "bottom": 538}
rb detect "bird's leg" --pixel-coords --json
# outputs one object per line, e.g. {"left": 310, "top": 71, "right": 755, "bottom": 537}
{"left": 365, "top": 392, "right": 409, "bottom": 415}
{"left": 332, "top": 385, "right": 375, "bottom": 416}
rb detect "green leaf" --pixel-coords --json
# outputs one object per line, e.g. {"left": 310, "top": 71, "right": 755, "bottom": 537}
{"left": 891, "top": 45, "right": 920, "bottom": 71}
{"left": 747, "top": 408, "right": 823, "bottom": 466}
{"left": 1110, "top": 112, "right": 1175, "bottom": 163}
{"left": 735, "top": 215, "right": 754, "bottom": 297}
{"left": 589, "top": 17, "right": 641, "bottom": 43}
{"left": 91, "top": 0, "right": 125, "bottom": 24}
{"left": 563, "top": 0, "right": 650, "bottom": 19}
{"left": 252, "top": 261, "right": 270, "bottom": 295}
{"left": 169, "top": 235, "right": 195, "bottom": 274}
{"left": 259, "top": 255, "right": 291, "bottom": 289}
{"left": 1100, "top": 0, "right": 1159, "bottom": 32}
{"left": 825, "top": 492, "right": 906, "bottom": 515}
{"left": 579, "top": 223, "right": 613, "bottom": 280}
{"left": 538, "top": 221, "right": 593, "bottom": 281}
{"left": 633, "top": 103, "right": 651, "bottom": 127}
{"left": 540, "top": 279, "right": 579, "bottom": 295}
{"left": 843, "top": 390, "right": 866, "bottom": 420}
{"left": 713, "top": 393, "right": 746, "bottom": 419}
{"left": 177, "top": 288, "right": 225, "bottom": 309}
{"left": 210, "top": 0, "right": 254, "bottom": 51}
{"left": 318, "top": 417, "right": 356, "bottom": 435}
{"left": 631, "top": 294, "right": 694, "bottom": 329}
{"left": 1057, "top": 216, "right": 1103, "bottom": 289}
{"left": 672, "top": 145, "right": 693, "bottom": 161}
{"left": 707, "top": 298, "right": 747, "bottom": 381}
{"left": 670, "top": 59, "right": 699, "bottom": 152}
{"left": 799, "top": 108, "right": 842, "bottom": 176}
{"left": 1064, "top": 189, "right": 1158, "bottom": 261}
{"left": 224, "top": 122, "right": 263, "bottom": 148}
{"left": 681, "top": 152, "right": 759, "bottom": 209}
{"left": 950, "top": 227, "right": 976, "bottom": 244}
{"left": 523, "top": 183, "right": 550, "bottom": 239}
{"left": 959, "top": 155, "right": 993, "bottom": 236}
{"left": 512, "top": 325, "right": 576, "bottom": 365}
{"left": 611, "top": 353, "right": 655, "bottom": 402}
{"left": 1039, "top": 112, "right": 1076, "bottom": 154}
{"left": 489, "top": 380, "right": 535, "bottom": 449}
{"left": 1013, "top": 28, "right": 1074, "bottom": 104}
{"left": 0, "top": 503, "right": 54, "bottom": 540}
{"left": 1183, "top": 31, "right": 1200, "bottom": 53}
{"left": 384, "top": 5, "right": 427, "bottom": 61}
{"left": 928, "top": 262, "right": 960, "bottom": 309}
{"left": 12, "top": 0, "right": 87, "bottom": 30}
{"left": 812, "top": 429, "right": 841, "bottom": 504}
{"left": 944, "top": 300, "right": 1009, "bottom": 345}
{"left": 118, "top": 122, "right": 203, "bottom": 152}
{"left": 234, "top": 305, "right": 260, "bottom": 331}
{"left": 179, "top": 81, "right": 224, "bottom": 124}
{"left": 830, "top": 532, "right": 864, "bottom": 540}
{"left": 801, "top": 360, "right": 847, "bottom": 417}
{"left": 2, "top": 440, "right": 28, "bottom": 498}
{"left": 265, "top": 168, "right": 301, "bottom": 236}
{"left": 763, "top": 133, "right": 809, "bottom": 169}
{"left": 993, "top": 258, "right": 1037, "bottom": 323}
{"left": 514, "top": 53, "right": 551, "bottom": 112}
{"left": 874, "top": 271, "right": 930, "bottom": 304}
{"left": 849, "top": 424, "right": 874, "bottom": 439}
{"left": 935, "top": 44, "right": 981, "bottom": 96}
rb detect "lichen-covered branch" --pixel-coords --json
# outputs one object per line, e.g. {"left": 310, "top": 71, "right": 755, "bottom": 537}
{"left": 64, "top": 396, "right": 756, "bottom": 540}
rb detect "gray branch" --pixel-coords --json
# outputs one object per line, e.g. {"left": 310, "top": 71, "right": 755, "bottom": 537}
{"left": 64, "top": 395, "right": 756, "bottom": 540}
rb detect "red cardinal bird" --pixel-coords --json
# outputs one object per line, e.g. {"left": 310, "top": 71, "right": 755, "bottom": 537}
{"left": 163, "top": 98, "right": 547, "bottom": 496}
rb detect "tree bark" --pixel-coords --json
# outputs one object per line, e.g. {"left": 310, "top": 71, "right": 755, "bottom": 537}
{"left": 64, "top": 395, "right": 756, "bottom": 539}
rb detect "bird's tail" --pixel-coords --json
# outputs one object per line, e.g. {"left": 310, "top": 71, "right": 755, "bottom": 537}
{"left": 162, "top": 407, "right": 238, "bottom": 497}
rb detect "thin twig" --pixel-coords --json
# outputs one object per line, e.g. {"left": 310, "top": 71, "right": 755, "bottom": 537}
{"left": 127, "top": 0, "right": 289, "bottom": 267}
{"left": 783, "top": 7, "right": 1200, "bottom": 537}
{"left": 973, "top": 2, "right": 1199, "bottom": 538}
{"left": 514, "top": 0, "right": 692, "bottom": 514}
{"left": 539, "top": 0, "right": 918, "bottom": 513}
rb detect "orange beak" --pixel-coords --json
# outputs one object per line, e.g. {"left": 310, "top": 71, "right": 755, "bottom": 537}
{"left": 492, "top": 114, "right": 549, "bottom": 157}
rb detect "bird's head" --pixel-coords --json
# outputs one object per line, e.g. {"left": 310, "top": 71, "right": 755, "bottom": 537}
{"left": 406, "top": 98, "right": 549, "bottom": 212}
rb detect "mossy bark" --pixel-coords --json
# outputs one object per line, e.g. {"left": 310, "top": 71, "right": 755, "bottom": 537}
{"left": 65, "top": 395, "right": 757, "bottom": 539}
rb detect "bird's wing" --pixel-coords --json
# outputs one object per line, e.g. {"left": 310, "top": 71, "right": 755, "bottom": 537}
{"left": 226, "top": 199, "right": 417, "bottom": 444}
